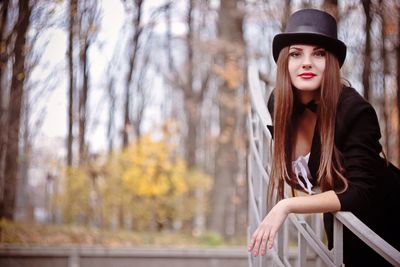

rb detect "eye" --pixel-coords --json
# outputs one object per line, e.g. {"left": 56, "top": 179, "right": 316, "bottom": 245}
{"left": 313, "top": 50, "right": 326, "bottom": 57}
{"left": 289, "top": 51, "right": 301, "bottom": 58}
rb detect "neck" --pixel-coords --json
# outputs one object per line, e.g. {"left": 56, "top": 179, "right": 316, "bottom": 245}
{"left": 296, "top": 89, "right": 319, "bottom": 104}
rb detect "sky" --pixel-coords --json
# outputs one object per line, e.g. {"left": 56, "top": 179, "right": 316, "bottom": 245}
{"left": 36, "top": 0, "right": 188, "bottom": 154}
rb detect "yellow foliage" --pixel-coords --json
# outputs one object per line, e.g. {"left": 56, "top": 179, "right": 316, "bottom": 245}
{"left": 59, "top": 167, "right": 92, "bottom": 223}
{"left": 52, "top": 124, "right": 214, "bottom": 232}
{"left": 121, "top": 134, "right": 187, "bottom": 198}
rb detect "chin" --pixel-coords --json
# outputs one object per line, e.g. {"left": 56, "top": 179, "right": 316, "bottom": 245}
{"left": 294, "top": 86, "right": 320, "bottom": 91}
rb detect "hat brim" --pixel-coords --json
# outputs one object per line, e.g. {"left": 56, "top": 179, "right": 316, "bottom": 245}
{"left": 272, "top": 32, "right": 347, "bottom": 67}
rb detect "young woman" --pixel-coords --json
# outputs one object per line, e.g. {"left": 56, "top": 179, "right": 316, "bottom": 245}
{"left": 248, "top": 8, "right": 400, "bottom": 266}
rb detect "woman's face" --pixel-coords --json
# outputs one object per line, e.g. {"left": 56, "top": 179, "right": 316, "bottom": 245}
{"left": 288, "top": 44, "right": 326, "bottom": 91}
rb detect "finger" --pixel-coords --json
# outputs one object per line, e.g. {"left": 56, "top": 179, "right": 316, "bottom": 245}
{"left": 252, "top": 230, "right": 266, "bottom": 256}
{"left": 260, "top": 232, "right": 270, "bottom": 256}
{"left": 268, "top": 229, "right": 276, "bottom": 249}
{"left": 248, "top": 229, "right": 259, "bottom": 251}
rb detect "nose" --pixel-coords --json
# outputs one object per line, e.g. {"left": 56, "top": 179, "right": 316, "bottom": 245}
{"left": 302, "top": 54, "right": 312, "bottom": 69}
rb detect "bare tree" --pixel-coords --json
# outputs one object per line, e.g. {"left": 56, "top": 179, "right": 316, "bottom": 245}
{"left": 362, "top": 0, "right": 372, "bottom": 101}
{"left": 122, "top": 0, "right": 144, "bottom": 148}
{"left": 10, "top": 0, "right": 62, "bottom": 220}
{"left": 323, "top": 0, "right": 338, "bottom": 20}
{"left": 397, "top": 2, "right": 400, "bottom": 166}
{"left": 282, "top": 0, "right": 291, "bottom": 30}
{"left": 67, "top": 0, "right": 77, "bottom": 167}
{"left": 131, "top": 42, "right": 152, "bottom": 140}
{"left": 377, "top": 0, "right": 391, "bottom": 159}
{"left": 165, "top": 1, "right": 173, "bottom": 72}
{"left": 17, "top": 81, "right": 32, "bottom": 221}
{"left": 182, "top": 0, "right": 211, "bottom": 169}
{"left": 77, "top": 0, "right": 100, "bottom": 164}
{"left": 0, "top": 0, "right": 9, "bottom": 106}
{"left": 2, "top": 0, "right": 32, "bottom": 220}
{"left": 17, "top": 13, "right": 52, "bottom": 221}
{"left": 0, "top": 0, "right": 11, "bottom": 219}
{"left": 210, "top": 0, "right": 245, "bottom": 237}
{"left": 106, "top": 75, "right": 116, "bottom": 154}
{"left": 161, "top": 0, "right": 214, "bottom": 233}
{"left": 104, "top": 29, "right": 125, "bottom": 155}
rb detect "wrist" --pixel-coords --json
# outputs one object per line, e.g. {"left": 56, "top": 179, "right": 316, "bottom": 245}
{"left": 278, "top": 198, "right": 292, "bottom": 214}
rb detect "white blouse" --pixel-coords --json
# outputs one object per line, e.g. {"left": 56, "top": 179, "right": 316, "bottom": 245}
{"left": 292, "top": 153, "right": 316, "bottom": 195}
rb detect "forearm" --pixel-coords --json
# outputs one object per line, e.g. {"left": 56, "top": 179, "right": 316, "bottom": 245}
{"left": 281, "top": 190, "right": 341, "bottom": 214}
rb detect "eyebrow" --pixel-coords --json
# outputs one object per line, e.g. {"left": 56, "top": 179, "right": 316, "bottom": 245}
{"left": 289, "top": 46, "right": 325, "bottom": 51}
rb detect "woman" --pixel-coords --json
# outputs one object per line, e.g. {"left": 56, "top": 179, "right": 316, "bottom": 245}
{"left": 248, "top": 8, "right": 400, "bottom": 266}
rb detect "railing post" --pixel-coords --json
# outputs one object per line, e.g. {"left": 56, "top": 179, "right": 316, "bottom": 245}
{"left": 68, "top": 249, "right": 79, "bottom": 267}
{"left": 311, "top": 214, "right": 323, "bottom": 267}
{"left": 277, "top": 221, "right": 285, "bottom": 260}
{"left": 258, "top": 121, "right": 266, "bottom": 267}
{"left": 333, "top": 216, "right": 344, "bottom": 266}
{"left": 298, "top": 221, "right": 307, "bottom": 267}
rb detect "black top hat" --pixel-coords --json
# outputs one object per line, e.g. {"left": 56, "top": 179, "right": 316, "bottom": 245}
{"left": 272, "top": 9, "right": 347, "bottom": 67}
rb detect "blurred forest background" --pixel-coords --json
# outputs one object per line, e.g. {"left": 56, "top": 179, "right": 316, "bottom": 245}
{"left": 0, "top": 0, "right": 399, "bottom": 245}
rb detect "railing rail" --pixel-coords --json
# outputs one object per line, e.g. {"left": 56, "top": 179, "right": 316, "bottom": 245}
{"left": 0, "top": 245, "right": 248, "bottom": 267}
{"left": 247, "top": 64, "right": 400, "bottom": 267}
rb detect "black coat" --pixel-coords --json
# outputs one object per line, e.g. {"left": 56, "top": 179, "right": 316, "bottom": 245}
{"left": 267, "top": 86, "right": 400, "bottom": 266}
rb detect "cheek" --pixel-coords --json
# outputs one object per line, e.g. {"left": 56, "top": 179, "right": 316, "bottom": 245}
{"left": 288, "top": 61, "right": 298, "bottom": 79}
{"left": 317, "top": 60, "right": 326, "bottom": 73}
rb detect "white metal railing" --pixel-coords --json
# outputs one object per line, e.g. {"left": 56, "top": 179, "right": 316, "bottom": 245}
{"left": 247, "top": 64, "right": 400, "bottom": 267}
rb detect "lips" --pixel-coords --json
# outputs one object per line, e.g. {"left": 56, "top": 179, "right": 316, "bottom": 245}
{"left": 298, "top": 73, "right": 316, "bottom": 79}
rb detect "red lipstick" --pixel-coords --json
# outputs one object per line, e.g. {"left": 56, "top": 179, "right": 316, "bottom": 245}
{"left": 298, "top": 72, "right": 316, "bottom": 79}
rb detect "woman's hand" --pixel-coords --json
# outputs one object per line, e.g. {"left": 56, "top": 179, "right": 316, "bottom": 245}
{"left": 248, "top": 199, "right": 290, "bottom": 256}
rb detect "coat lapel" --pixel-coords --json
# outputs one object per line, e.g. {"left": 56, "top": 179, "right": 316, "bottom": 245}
{"left": 308, "top": 120, "right": 321, "bottom": 185}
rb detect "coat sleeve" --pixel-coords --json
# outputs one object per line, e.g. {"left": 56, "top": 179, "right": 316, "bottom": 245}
{"left": 335, "top": 91, "right": 385, "bottom": 213}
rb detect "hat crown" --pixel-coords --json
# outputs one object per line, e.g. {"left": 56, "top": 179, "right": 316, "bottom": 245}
{"left": 272, "top": 8, "right": 346, "bottom": 67}
{"left": 285, "top": 9, "right": 338, "bottom": 39}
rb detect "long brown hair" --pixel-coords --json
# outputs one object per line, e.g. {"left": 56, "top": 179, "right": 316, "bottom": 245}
{"left": 268, "top": 46, "right": 348, "bottom": 207}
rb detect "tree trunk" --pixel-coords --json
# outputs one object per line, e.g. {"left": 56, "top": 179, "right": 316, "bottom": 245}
{"left": 323, "top": 0, "right": 338, "bottom": 20}
{"left": 2, "top": 0, "right": 31, "bottom": 220}
{"left": 0, "top": 0, "right": 10, "bottom": 219}
{"left": 16, "top": 84, "right": 31, "bottom": 221}
{"left": 182, "top": 0, "right": 211, "bottom": 170}
{"left": 210, "top": 0, "right": 244, "bottom": 237}
{"left": 281, "top": 0, "right": 291, "bottom": 31}
{"left": 165, "top": 1, "right": 173, "bottom": 71}
{"left": 362, "top": 0, "right": 372, "bottom": 101}
{"left": 77, "top": 0, "right": 99, "bottom": 165}
{"left": 397, "top": 6, "right": 400, "bottom": 167}
{"left": 181, "top": 0, "right": 211, "bottom": 234}
{"left": 78, "top": 40, "right": 89, "bottom": 164}
{"left": 106, "top": 77, "right": 115, "bottom": 154}
{"left": 122, "top": 0, "right": 143, "bottom": 148}
{"left": 184, "top": 100, "right": 199, "bottom": 168}
{"left": 132, "top": 47, "right": 151, "bottom": 141}
{"left": 67, "top": 0, "right": 77, "bottom": 166}
{"left": 379, "top": 1, "right": 390, "bottom": 159}
{"left": 184, "top": 0, "right": 197, "bottom": 169}
{"left": 0, "top": 0, "right": 9, "bottom": 106}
